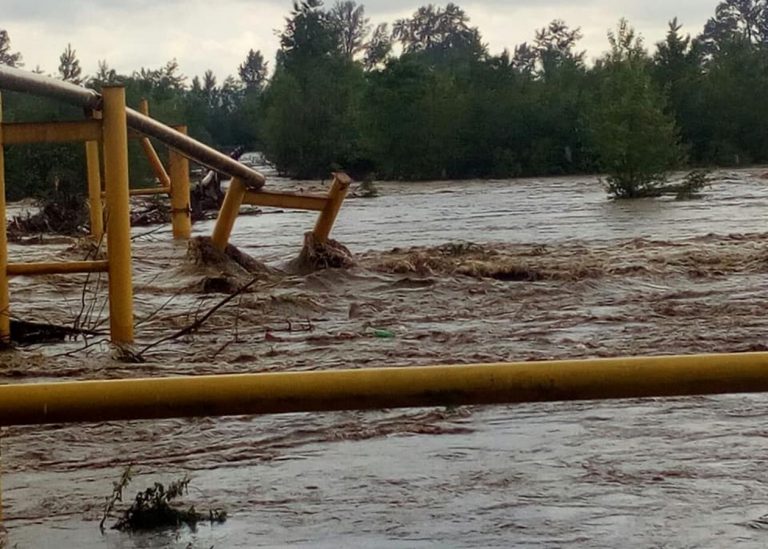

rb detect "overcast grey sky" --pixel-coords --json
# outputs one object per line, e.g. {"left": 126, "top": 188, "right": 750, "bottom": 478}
{"left": 1, "top": 0, "right": 717, "bottom": 80}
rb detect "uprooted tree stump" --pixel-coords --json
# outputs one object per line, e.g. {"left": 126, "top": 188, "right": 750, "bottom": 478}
{"left": 187, "top": 236, "right": 275, "bottom": 293}
{"left": 287, "top": 232, "right": 355, "bottom": 275}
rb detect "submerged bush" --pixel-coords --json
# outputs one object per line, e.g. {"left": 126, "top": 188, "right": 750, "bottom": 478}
{"left": 101, "top": 468, "right": 227, "bottom": 533}
{"left": 588, "top": 20, "right": 686, "bottom": 199}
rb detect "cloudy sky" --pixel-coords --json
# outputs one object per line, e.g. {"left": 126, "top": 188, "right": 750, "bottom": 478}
{"left": 2, "top": 0, "right": 717, "bottom": 81}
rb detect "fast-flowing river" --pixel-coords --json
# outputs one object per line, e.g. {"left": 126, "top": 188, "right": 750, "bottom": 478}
{"left": 3, "top": 168, "right": 768, "bottom": 547}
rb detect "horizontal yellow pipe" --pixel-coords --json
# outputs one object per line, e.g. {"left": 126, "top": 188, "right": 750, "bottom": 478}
{"left": 1, "top": 121, "right": 101, "bottom": 144}
{"left": 242, "top": 190, "right": 328, "bottom": 211}
{"left": 3, "top": 352, "right": 768, "bottom": 426}
{"left": 129, "top": 186, "right": 170, "bottom": 196}
{"left": 7, "top": 260, "right": 109, "bottom": 276}
{"left": 100, "top": 187, "right": 169, "bottom": 198}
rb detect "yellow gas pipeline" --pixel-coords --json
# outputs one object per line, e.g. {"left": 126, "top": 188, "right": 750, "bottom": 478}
{"left": 2, "top": 352, "right": 768, "bottom": 427}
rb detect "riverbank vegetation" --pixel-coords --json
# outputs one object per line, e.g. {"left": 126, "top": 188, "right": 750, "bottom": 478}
{"left": 0, "top": 0, "right": 766, "bottom": 198}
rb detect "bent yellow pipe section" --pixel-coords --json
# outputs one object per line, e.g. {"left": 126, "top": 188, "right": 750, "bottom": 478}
{"left": 3, "top": 352, "right": 768, "bottom": 427}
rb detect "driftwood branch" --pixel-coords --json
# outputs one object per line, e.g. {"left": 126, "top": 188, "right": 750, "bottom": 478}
{"left": 137, "top": 275, "right": 260, "bottom": 358}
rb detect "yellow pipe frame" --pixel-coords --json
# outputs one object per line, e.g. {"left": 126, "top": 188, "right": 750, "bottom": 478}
{"left": 211, "top": 172, "right": 351, "bottom": 250}
{"left": 137, "top": 99, "right": 171, "bottom": 188}
{"left": 4, "top": 352, "right": 768, "bottom": 426}
{"left": 85, "top": 140, "right": 104, "bottom": 240}
{"left": 128, "top": 187, "right": 171, "bottom": 197}
{"left": 211, "top": 177, "right": 247, "bottom": 250}
{"left": 7, "top": 260, "right": 109, "bottom": 276}
{"left": 313, "top": 172, "right": 351, "bottom": 242}
{"left": 0, "top": 93, "right": 9, "bottom": 344}
{"left": 102, "top": 86, "right": 134, "bottom": 344}
{"left": 242, "top": 190, "right": 329, "bottom": 211}
{"left": 168, "top": 125, "right": 192, "bottom": 239}
{"left": 0, "top": 120, "right": 102, "bottom": 145}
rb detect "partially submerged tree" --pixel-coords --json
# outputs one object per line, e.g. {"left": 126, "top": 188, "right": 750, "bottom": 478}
{"left": 588, "top": 19, "right": 686, "bottom": 198}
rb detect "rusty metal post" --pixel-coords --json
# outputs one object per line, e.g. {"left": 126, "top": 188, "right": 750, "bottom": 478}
{"left": 85, "top": 140, "right": 104, "bottom": 240}
{"left": 169, "top": 125, "right": 192, "bottom": 239}
{"left": 313, "top": 173, "right": 351, "bottom": 243}
{"left": 102, "top": 86, "right": 134, "bottom": 344}
{"left": 211, "top": 178, "right": 246, "bottom": 251}
{"left": 0, "top": 92, "right": 10, "bottom": 345}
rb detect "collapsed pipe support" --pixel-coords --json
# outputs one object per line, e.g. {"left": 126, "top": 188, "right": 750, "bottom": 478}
{"left": 4, "top": 352, "right": 768, "bottom": 426}
{"left": 0, "top": 66, "right": 266, "bottom": 190}
{"left": 211, "top": 177, "right": 247, "bottom": 251}
{"left": 137, "top": 99, "right": 171, "bottom": 188}
{"left": 313, "top": 173, "right": 351, "bottom": 243}
{"left": 125, "top": 110, "right": 265, "bottom": 190}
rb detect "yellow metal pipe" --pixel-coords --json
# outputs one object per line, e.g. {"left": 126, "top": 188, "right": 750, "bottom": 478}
{"left": 0, "top": 120, "right": 102, "bottom": 144}
{"left": 100, "top": 187, "right": 171, "bottom": 198}
{"left": 242, "top": 190, "right": 328, "bottom": 211}
{"left": 4, "top": 352, "right": 768, "bottom": 426}
{"left": 169, "top": 125, "right": 192, "bottom": 239}
{"left": 211, "top": 177, "right": 246, "bottom": 250}
{"left": 313, "top": 172, "right": 351, "bottom": 242}
{"left": 7, "top": 260, "right": 109, "bottom": 276}
{"left": 102, "top": 86, "right": 134, "bottom": 344}
{"left": 0, "top": 93, "right": 9, "bottom": 344}
{"left": 85, "top": 140, "right": 104, "bottom": 240}
{"left": 137, "top": 99, "right": 171, "bottom": 188}
{"left": 128, "top": 187, "right": 170, "bottom": 197}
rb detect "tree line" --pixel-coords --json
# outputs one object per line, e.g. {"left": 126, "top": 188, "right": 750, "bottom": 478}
{"left": 1, "top": 0, "right": 767, "bottom": 200}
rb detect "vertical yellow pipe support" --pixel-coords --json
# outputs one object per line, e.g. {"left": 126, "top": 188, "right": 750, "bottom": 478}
{"left": 85, "top": 140, "right": 104, "bottom": 241}
{"left": 313, "top": 172, "right": 351, "bottom": 243}
{"left": 137, "top": 99, "right": 171, "bottom": 188}
{"left": 102, "top": 86, "right": 134, "bottom": 344}
{"left": 0, "top": 92, "right": 6, "bottom": 532}
{"left": 0, "top": 92, "right": 10, "bottom": 346}
{"left": 211, "top": 178, "right": 246, "bottom": 251}
{"left": 169, "top": 125, "right": 192, "bottom": 240}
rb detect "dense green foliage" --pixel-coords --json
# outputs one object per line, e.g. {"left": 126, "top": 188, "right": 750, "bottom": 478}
{"left": 1, "top": 0, "right": 768, "bottom": 199}
{"left": 588, "top": 20, "right": 686, "bottom": 197}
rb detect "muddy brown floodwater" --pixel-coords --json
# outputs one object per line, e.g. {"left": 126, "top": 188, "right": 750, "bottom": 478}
{"left": 3, "top": 169, "right": 768, "bottom": 547}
